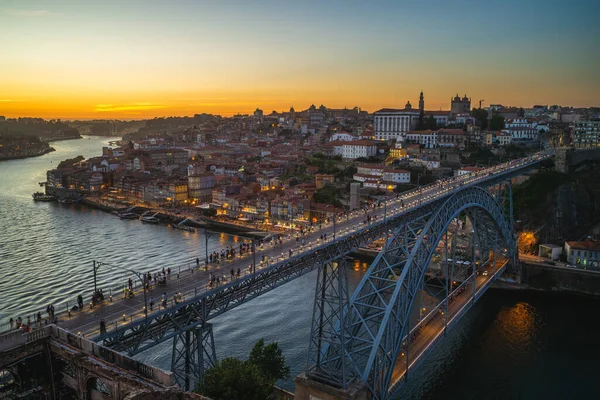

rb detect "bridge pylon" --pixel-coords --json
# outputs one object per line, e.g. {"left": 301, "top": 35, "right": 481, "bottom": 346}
{"left": 171, "top": 323, "right": 216, "bottom": 391}
{"left": 306, "top": 257, "right": 351, "bottom": 388}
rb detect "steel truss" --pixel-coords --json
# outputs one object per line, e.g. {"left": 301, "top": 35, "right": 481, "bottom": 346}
{"left": 307, "top": 258, "right": 350, "bottom": 388}
{"left": 171, "top": 323, "right": 216, "bottom": 391}
{"left": 331, "top": 185, "right": 516, "bottom": 399}
{"left": 100, "top": 200, "right": 440, "bottom": 355}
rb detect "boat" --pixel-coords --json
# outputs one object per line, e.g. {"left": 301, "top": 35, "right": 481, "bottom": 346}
{"left": 32, "top": 192, "right": 55, "bottom": 202}
{"left": 173, "top": 224, "right": 195, "bottom": 232}
{"left": 58, "top": 198, "right": 75, "bottom": 205}
{"left": 141, "top": 212, "right": 160, "bottom": 224}
{"left": 118, "top": 212, "right": 138, "bottom": 220}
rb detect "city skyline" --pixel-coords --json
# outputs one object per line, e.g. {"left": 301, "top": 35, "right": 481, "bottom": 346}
{"left": 1, "top": 0, "right": 599, "bottom": 119}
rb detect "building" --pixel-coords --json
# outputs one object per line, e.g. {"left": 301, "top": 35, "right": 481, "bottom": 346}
{"left": 329, "top": 131, "right": 356, "bottom": 142}
{"left": 572, "top": 120, "right": 600, "bottom": 148}
{"left": 253, "top": 108, "right": 263, "bottom": 118}
{"left": 504, "top": 118, "right": 539, "bottom": 142}
{"left": 315, "top": 174, "right": 335, "bottom": 189}
{"left": 188, "top": 172, "right": 215, "bottom": 201}
{"left": 406, "top": 130, "right": 438, "bottom": 149}
{"left": 373, "top": 103, "right": 420, "bottom": 141}
{"left": 565, "top": 241, "right": 600, "bottom": 269}
{"left": 451, "top": 94, "right": 471, "bottom": 114}
{"left": 437, "top": 129, "right": 466, "bottom": 148}
{"left": 331, "top": 140, "right": 378, "bottom": 159}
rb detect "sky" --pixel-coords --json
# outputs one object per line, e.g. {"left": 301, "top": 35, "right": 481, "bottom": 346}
{"left": 0, "top": 0, "right": 599, "bottom": 119}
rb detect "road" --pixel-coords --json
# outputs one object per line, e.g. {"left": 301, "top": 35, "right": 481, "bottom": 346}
{"left": 6, "top": 150, "right": 553, "bottom": 338}
{"left": 388, "top": 259, "right": 509, "bottom": 394}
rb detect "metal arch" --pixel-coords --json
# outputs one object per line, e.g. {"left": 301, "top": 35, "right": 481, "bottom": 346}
{"left": 343, "top": 186, "right": 515, "bottom": 398}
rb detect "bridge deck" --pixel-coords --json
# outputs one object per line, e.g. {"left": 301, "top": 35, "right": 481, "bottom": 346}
{"left": 10, "top": 151, "right": 552, "bottom": 342}
{"left": 388, "top": 259, "right": 509, "bottom": 396}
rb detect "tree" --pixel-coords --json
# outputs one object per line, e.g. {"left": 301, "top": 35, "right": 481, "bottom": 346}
{"left": 197, "top": 357, "right": 272, "bottom": 400}
{"left": 490, "top": 114, "right": 505, "bottom": 131}
{"left": 248, "top": 339, "right": 290, "bottom": 383}
{"left": 422, "top": 115, "right": 437, "bottom": 130}
{"left": 471, "top": 108, "right": 489, "bottom": 130}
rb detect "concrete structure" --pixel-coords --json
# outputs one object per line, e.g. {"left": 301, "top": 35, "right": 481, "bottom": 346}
{"left": 350, "top": 182, "right": 360, "bottom": 209}
{"left": 538, "top": 244, "right": 562, "bottom": 260}
{"left": 0, "top": 325, "right": 209, "bottom": 400}
{"left": 294, "top": 373, "right": 368, "bottom": 400}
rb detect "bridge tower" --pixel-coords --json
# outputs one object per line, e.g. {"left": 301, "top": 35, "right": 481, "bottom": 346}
{"left": 171, "top": 323, "right": 217, "bottom": 391}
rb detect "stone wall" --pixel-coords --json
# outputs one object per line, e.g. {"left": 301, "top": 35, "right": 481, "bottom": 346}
{"left": 521, "top": 262, "right": 600, "bottom": 296}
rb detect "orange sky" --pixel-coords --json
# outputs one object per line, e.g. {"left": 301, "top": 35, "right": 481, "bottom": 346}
{"left": 1, "top": 0, "right": 598, "bottom": 120}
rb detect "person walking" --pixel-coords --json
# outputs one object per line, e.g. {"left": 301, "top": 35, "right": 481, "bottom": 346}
{"left": 149, "top": 297, "right": 154, "bottom": 311}
{"left": 100, "top": 319, "right": 106, "bottom": 335}
{"left": 9, "top": 318, "right": 13, "bottom": 331}
{"left": 77, "top": 294, "right": 84, "bottom": 310}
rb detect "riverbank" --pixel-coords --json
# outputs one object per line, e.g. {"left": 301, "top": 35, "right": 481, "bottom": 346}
{"left": 0, "top": 145, "right": 55, "bottom": 161}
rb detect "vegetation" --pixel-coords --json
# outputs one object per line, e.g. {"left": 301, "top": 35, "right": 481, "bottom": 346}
{"left": 57, "top": 155, "right": 85, "bottom": 169}
{"left": 354, "top": 156, "right": 380, "bottom": 163}
{"left": 196, "top": 339, "right": 289, "bottom": 400}
{"left": 313, "top": 184, "right": 343, "bottom": 208}
{"left": 471, "top": 108, "right": 488, "bottom": 130}
{"left": 490, "top": 114, "right": 505, "bottom": 131}
{"left": 512, "top": 170, "right": 569, "bottom": 218}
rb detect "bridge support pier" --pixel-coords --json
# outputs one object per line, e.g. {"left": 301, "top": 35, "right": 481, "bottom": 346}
{"left": 307, "top": 258, "right": 350, "bottom": 389}
{"left": 171, "top": 323, "right": 216, "bottom": 392}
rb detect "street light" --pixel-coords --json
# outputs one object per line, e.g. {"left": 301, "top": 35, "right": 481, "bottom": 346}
{"left": 93, "top": 260, "right": 149, "bottom": 324}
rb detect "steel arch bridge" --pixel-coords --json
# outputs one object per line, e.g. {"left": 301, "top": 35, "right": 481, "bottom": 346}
{"left": 307, "top": 185, "right": 516, "bottom": 399}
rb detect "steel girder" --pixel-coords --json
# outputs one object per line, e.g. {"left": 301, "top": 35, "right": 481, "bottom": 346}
{"left": 342, "top": 186, "right": 516, "bottom": 399}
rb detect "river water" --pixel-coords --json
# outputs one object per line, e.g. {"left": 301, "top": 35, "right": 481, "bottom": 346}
{"left": 1, "top": 136, "right": 598, "bottom": 398}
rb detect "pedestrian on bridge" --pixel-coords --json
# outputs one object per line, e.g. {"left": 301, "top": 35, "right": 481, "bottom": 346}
{"left": 77, "top": 294, "right": 84, "bottom": 310}
{"left": 196, "top": 257, "right": 200, "bottom": 269}
{"left": 100, "top": 318, "right": 106, "bottom": 335}
{"left": 149, "top": 297, "right": 154, "bottom": 311}
{"left": 128, "top": 278, "right": 133, "bottom": 291}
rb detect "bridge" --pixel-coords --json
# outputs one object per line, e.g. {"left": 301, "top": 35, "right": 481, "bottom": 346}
{"left": 3, "top": 149, "right": 554, "bottom": 399}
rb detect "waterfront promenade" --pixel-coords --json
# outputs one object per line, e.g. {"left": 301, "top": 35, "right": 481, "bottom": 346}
{"left": 2, "top": 151, "right": 553, "bottom": 342}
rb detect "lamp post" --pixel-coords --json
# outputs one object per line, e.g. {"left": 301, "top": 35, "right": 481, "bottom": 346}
{"left": 93, "top": 261, "right": 148, "bottom": 323}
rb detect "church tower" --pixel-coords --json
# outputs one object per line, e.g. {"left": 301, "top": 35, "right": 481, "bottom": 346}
{"left": 418, "top": 91, "right": 425, "bottom": 129}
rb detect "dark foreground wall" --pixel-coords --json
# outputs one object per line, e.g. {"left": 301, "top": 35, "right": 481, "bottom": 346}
{"left": 521, "top": 262, "right": 600, "bottom": 297}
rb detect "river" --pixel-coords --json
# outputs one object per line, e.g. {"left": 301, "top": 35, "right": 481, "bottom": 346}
{"left": 1, "top": 136, "right": 598, "bottom": 399}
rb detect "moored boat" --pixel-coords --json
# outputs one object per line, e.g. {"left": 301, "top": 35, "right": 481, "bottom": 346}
{"left": 119, "top": 212, "right": 138, "bottom": 220}
{"left": 32, "top": 192, "right": 55, "bottom": 202}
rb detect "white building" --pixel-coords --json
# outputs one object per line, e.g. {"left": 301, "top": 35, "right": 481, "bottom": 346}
{"left": 332, "top": 140, "right": 378, "bottom": 159}
{"left": 330, "top": 131, "right": 356, "bottom": 142}
{"left": 353, "top": 165, "right": 410, "bottom": 189}
{"left": 504, "top": 118, "right": 539, "bottom": 141}
{"left": 373, "top": 104, "right": 420, "bottom": 141}
{"left": 565, "top": 241, "right": 600, "bottom": 268}
{"left": 406, "top": 130, "right": 438, "bottom": 149}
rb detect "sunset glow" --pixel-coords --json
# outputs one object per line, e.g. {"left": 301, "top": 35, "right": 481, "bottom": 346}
{"left": 1, "top": 0, "right": 598, "bottom": 119}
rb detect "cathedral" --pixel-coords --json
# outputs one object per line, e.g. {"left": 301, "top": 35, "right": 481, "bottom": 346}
{"left": 451, "top": 94, "right": 471, "bottom": 114}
